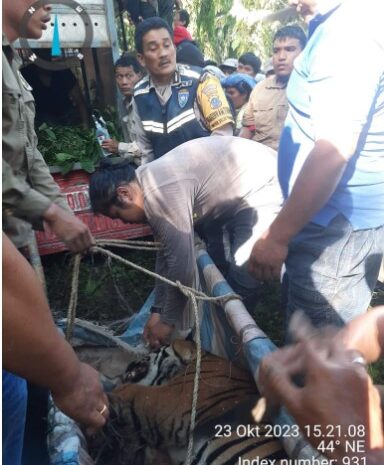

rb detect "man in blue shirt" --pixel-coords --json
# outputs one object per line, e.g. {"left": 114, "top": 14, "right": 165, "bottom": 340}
{"left": 249, "top": 0, "right": 384, "bottom": 328}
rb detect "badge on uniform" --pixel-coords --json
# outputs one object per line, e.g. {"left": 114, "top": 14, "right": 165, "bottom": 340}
{"left": 210, "top": 97, "right": 222, "bottom": 109}
{"left": 178, "top": 89, "right": 189, "bottom": 108}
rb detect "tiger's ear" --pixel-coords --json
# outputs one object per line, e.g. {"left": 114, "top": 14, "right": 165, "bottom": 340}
{"left": 172, "top": 339, "right": 201, "bottom": 364}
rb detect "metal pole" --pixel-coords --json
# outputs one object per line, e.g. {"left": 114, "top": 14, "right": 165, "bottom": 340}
{"left": 105, "top": 0, "right": 121, "bottom": 64}
{"left": 194, "top": 240, "right": 329, "bottom": 462}
{"left": 80, "top": 55, "right": 92, "bottom": 118}
{"left": 106, "top": 0, "right": 124, "bottom": 119}
{"left": 91, "top": 48, "right": 103, "bottom": 103}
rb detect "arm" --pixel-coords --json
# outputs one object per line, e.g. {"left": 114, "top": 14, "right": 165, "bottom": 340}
{"left": 249, "top": 139, "right": 350, "bottom": 280}
{"left": 196, "top": 73, "right": 234, "bottom": 135}
{"left": 28, "top": 151, "right": 94, "bottom": 252}
{"left": 101, "top": 110, "right": 142, "bottom": 161}
{"left": 211, "top": 122, "right": 233, "bottom": 136}
{"left": 2, "top": 157, "right": 52, "bottom": 222}
{"left": 117, "top": 141, "right": 142, "bottom": 163}
{"left": 239, "top": 126, "right": 254, "bottom": 139}
{"left": 2, "top": 234, "right": 108, "bottom": 432}
{"left": 101, "top": 138, "right": 142, "bottom": 159}
{"left": 101, "top": 138, "right": 120, "bottom": 154}
{"left": 339, "top": 307, "right": 384, "bottom": 363}
{"left": 144, "top": 248, "right": 176, "bottom": 348}
{"left": 143, "top": 181, "right": 195, "bottom": 347}
{"left": 131, "top": 99, "right": 155, "bottom": 164}
{"left": 42, "top": 203, "right": 94, "bottom": 252}
{"left": 239, "top": 90, "right": 256, "bottom": 139}
{"left": 258, "top": 341, "right": 384, "bottom": 462}
{"left": 27, "top": 147, "right": 72, "bottom": 214}
{"left": 2, "top": 156, "right": 94, "bottom": 252}
{"left": 249, "top": 33, "right": 383, "bottom": 280}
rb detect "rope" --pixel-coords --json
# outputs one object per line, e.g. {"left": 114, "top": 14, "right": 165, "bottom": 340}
{"left": 92, "top": 245, "right": 241, "bottom": 305}
{"left": 65, "top": 240, "right": 242, "bottom": 464}
{"left": 66, "top": 253, "right": 81, "bottom": 341}
{"left": 96, "top": 238, "right": 162, "bottom": 252}
{"left": 183, "top": 292, "right": 201, "bottom": 465}
{"left": 96, "top": 239, "right": 161, "bottom": 247}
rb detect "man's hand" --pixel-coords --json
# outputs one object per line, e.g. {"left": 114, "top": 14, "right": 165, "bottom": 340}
{"left": 101, "top": 138, "right": 119, "bottom": 154}
{"left": 51, "top": 362, "right": 109, "bottom": 436}
{"left": 144, "top": 313, "right": 174, "bottom": 349}
{"left": 258, "top": 341, "right": 384, "bottom": 461}
{"left": 248, "top": 227, "right": 288, "bottom": 281}
{"left": 43, "top": 203, "right": 94, "bottom": 253}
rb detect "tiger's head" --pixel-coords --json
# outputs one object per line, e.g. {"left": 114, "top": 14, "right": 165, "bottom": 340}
{"left": 122, "top": 338, "right": 200, "bottom": 386}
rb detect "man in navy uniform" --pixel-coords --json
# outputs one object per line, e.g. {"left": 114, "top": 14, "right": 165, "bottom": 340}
{"left": 131, "top": 17, "right": 234, "bottom": 164}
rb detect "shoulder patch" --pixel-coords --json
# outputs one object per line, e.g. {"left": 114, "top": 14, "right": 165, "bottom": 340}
{"left": 197, "top": 73, "right": 234, "bottom": 131}
{"left": 178, "top": 88, "right": 190, "bottom": 108}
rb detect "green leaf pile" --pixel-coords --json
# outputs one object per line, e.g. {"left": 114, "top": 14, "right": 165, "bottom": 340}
{"left": 37, "top": 123, "right": 101, "bottom": 174}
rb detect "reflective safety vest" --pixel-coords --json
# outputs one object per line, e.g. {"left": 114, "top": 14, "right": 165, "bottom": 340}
{"left": 134, "top": 67, "right": 210, "bottom": 159}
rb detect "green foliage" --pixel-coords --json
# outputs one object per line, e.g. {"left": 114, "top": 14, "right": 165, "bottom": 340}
{"left": 37, "top": 107, "right": 123, "bottom": 174}
{"left": 242, "top": 0, "right": 285, "bottom": 10}
{"left": 116, "top": 10, "right": 136, "bottom": 53}
{"left": 192, "top": 0, "right": 235, "bottom": 63}
{"left": 97, "top": 105, "right": 124, "bottom": 141}
{"left": 37, "top": 123, "right": 100, "bottom": 174}
{"left": 188, "top": 0, "right": 304, "bottom": 64}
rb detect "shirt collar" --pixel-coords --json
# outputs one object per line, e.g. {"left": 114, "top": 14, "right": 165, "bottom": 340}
{"left": 265, "top": 75, "right": 287, "bottom": 89}
{"left": 148, "top": 65, "right": 182, "bottom": 89}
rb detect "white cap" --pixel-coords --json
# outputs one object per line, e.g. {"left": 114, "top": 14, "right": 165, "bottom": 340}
{"left": 220, "top": 58, "right": 238, "bottom": 69}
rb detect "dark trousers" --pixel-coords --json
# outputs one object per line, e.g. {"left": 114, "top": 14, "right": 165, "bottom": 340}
{"left": 21, "top": 384, "right": 50, "bottom": 465}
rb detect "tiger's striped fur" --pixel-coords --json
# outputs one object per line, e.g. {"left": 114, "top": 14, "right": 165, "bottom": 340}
{"left": 103, "top": 340, "right": 288, "bottom": 465}
{"left": 122, "top": 339, "right": 198, "bottom": 386}
{"left": 191, "top": 429, "right": 287, "bottom": 465}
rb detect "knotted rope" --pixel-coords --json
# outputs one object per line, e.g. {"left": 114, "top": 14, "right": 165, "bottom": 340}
{"left": 65, "top": 238, "right": 242, "bottom": 465}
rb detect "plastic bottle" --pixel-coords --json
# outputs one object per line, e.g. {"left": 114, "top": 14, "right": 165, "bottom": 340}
{"left": 92, "top": 114, "right": 111, "bottom": 157}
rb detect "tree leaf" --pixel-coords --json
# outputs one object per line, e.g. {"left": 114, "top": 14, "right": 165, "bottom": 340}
{"left": 56, "top": 152, "right": 75, "bottom": 162}
{"left": 60, "top": 161, "right": 75, "bottom": 175}
{"left": 45, "top": 128, "right": 57, "bottom": 140}
{"left": 80, "top": 158, "right": 96, "bottom": 173}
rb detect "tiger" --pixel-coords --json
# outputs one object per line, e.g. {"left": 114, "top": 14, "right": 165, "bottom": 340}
{"left": 122, "top": 338, "right": 198, "bottom": 386}
{"left": 93, "top": 339, "right": 288, "bottom": 465}
{"left": 74, "top": 327, "right": 195, "bottom": 391}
